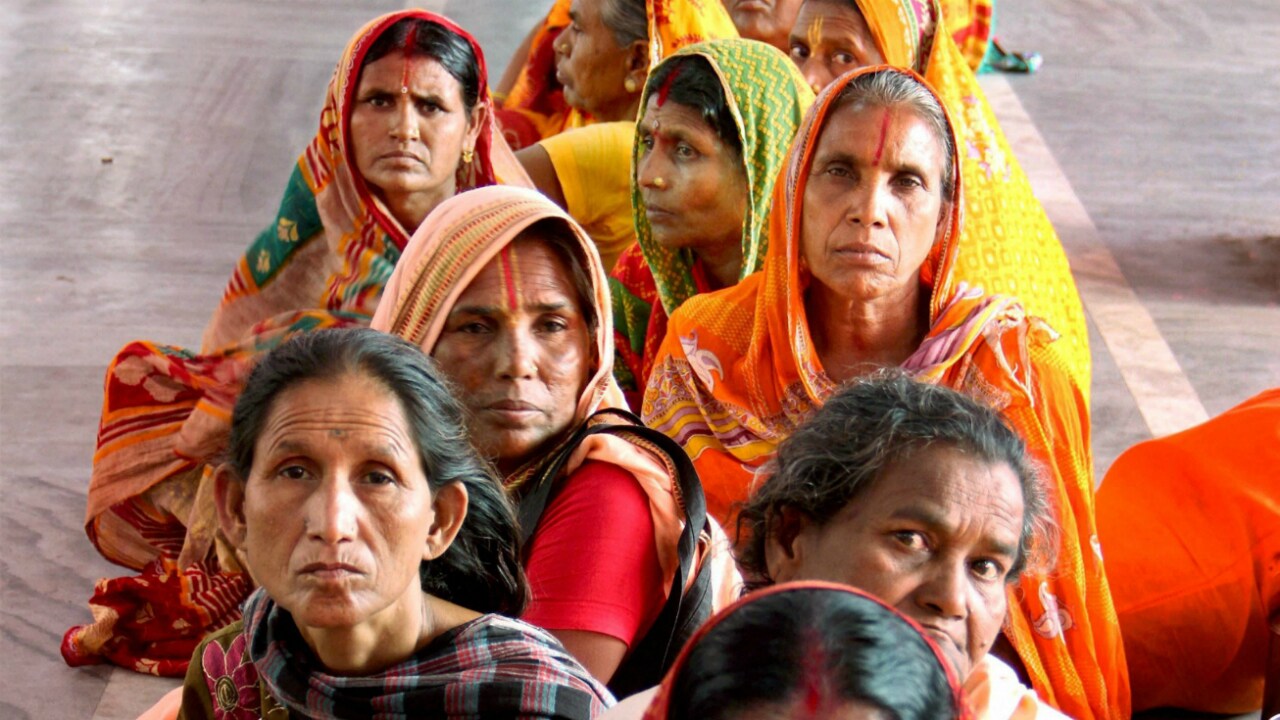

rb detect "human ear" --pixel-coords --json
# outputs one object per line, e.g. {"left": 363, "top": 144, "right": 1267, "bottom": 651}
{"left": 214, "top": 463, "right": 248, "bottom": 550}
{"left": 763, "top": 504, "right": 810, "bottom": 583}
{"left": 423, "top": 482, "right": 469, "bottom": 561}
{"left": 463, "top": 103, "right": 486, "bottom": 157}
{"left": 624, "top": 40, "right": 649, "bottom": 93}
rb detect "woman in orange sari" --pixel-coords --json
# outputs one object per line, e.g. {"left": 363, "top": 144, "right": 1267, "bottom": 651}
{"left": 65, "top": 9, "right": 523, "bottom": 677}
{"left": 644, "top": 67, "right": 1126, "bottom": 719}
{"left": 496, "top": 0, "right": 737, "bottom": 147}
{"left": 785, "top": 0, "right": 1089, "bottom": 399}
{"left": 1097, "top": 388, "right": 1280, "bottom": 716}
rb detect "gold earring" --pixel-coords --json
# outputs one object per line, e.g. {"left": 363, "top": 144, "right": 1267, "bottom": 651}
{"left": 624, "top": 77, "right": 638, "bottom": 93}
{"left": 462, "top": 148, "right": 474, "bottom": 164}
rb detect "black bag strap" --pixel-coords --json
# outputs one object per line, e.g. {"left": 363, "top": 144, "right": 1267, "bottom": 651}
{"left": 515, "top": 409, "right": 710, "bottom": 695}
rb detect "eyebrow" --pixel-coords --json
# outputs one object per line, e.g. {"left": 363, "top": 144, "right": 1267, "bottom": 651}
{"left": 888, "top": 505, "right": 1019, "bottom": 558}
{"left": 450, "top": 300, "right": 575, "bottom": 316}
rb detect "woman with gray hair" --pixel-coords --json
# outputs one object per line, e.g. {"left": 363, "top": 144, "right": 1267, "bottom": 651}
{"left": 736, "top": 371, "right": 1064, "bottom": 720}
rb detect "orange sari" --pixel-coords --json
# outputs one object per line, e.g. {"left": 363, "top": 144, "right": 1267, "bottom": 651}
{"left": 1097, "top": 388, "right": 1280, "bottom": 714}
{"left": 498, "top": 0, "right": 737, "bottom": 145}
{"left": 939, "top": 0, "right": 994, "bottom": 71}
{"left": 644, "top": 66, "right": 1127, "bottom": 720}
{"left": 851, "top": 0, "right": 1089, "bottom": 401}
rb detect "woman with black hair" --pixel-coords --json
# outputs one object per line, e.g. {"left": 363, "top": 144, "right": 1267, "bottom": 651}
{"left": 178, "top": 328, "right": 612, "bottom": 719}
{"left": 69, "top": 9, "right": 527, "bottom": 677}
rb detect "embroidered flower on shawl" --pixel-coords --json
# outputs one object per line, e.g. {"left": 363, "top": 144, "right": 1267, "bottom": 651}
{"left": 1033, "top": 581, "right": 1075, "bottom": 640}
{"left": 202, "top": 633, "right": 260, "bottom": 720}
{"left": 680, "top": 331, "right": 724, "bottom": 391}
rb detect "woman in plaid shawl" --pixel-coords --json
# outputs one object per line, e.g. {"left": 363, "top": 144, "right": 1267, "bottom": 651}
{"left": 178, "top": 328, "right": 612, "bottom": 720}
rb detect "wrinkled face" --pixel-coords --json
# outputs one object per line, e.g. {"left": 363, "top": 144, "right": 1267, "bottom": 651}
{"left": 800, "top": 101, "right": 948, "bottom": 306}
{"left": 789, "top": 0, "right": 884, "bottom": 94}
{"left": 349, "top": 53, "right": 480, "bottom": 210}
{"left": 636, "top": 95, "right": 749, "bottom": 254}
{"left": 232, "top": 373, "right": 440, "bottom": 634}
{"left": 725, "top": 0, "right": 805, "bottom": 51}
{"left": 432, "top": 235, "right": 593, "bottom": 476}
{"left": 768, "top": 443, "right": 1025, "bottom": 679}
{"left": 554, "top": 0, "right": 637, "bottom": 117}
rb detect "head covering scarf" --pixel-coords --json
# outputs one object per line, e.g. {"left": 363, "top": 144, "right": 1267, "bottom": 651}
{"left": 371, "top": 185, "right": 711, "bottom": 610}
{"left": 850, "top": 0, "right": 1090, "bottom": 400}
{"left": 639, "top": 581, "right": 969, "bottom": 719}
{"left": 238, "top": 589, "right": 613, "bottom": 719}
{"left": 643, "top": 65, "right": 1127, "bottom": 720}
{"left": 498, "top": 0, "right": 739, "bottom": 145}
{"left": 67, "top": 10, "right": 523, "bottom": 678}
{"left": 609, "top": 39, "right": 813, "bottom": 396}
{"left": 939, "top": 0, "right": 994, "bottom": 70}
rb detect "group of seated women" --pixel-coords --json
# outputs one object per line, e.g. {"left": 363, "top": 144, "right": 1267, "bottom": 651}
{"left": 63, "top": 2, "right": 1277, "bottom": 719}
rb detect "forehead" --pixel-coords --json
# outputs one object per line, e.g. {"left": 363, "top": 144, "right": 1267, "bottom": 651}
{"left": 453, "top": 236, "right": 585, "bottom": 310}
{"left": 854, "top": 443, "right": 1025, "bottom": 535}
{"left": 639, "top": 95, "right": 718, "bottom": 137}
{"left": 570, "top": 0, "right": 604, "bottom": 25}
{"left": 795, "top": 0, "right": 876, "bottom": 42}
{"left": 358, "top": 54, "right": 457, "bottom": 88}
{"left": 814, "top": 102, "right": 945, "bottom": 170}
{"left": 260, "top": 372, "right": 411, "bottom": 440}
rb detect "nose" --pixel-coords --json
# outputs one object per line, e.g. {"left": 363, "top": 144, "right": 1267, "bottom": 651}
{"left": 801, "top": 57, "right": 831, "bottom": 96}
{"left": 305, "top": 477, "right": 359, "bottom": 544}
{"left": 390, "top": 99, "right": 418, "bottom": 141}
{"left": 552, "top": 27, "right": 570, "bottom": 56}
{"left": 495, "top": 326, "right": 538, "bottom": 380}
{"left": 846, "top": 177, "right": 888, "bottom": 228}
{"left": 914, "top": 559, "right": 968, "bottom": 620}
{"left": 636, "top": 147, "right": 670, "bottom": 191}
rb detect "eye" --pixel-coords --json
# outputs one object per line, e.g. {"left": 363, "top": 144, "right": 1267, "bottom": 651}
{"left": 365, "top": 93, "right": 393, "bottom": 109}
{"left": 638, "top": 132, "right": 655, "bottom": 153}
{"left": 891, "top": 530, "right": 928, "bottom": 551}
{"left": 789, "top": 43, "right": 810, "bottom": 61}
{"left": 820, "top": 162, "right": 852, "bottom": 179}
{"left": 834, "top": 51, "right": 856, "bottom": 66}
{"left": 364, "top": 469, "right": 398, "bottom": 486}
{"left": 970, "top": 558, "right": 1006, "bottom": 582}
{"left": 416, "top": 98, "right": 443, "bottom": 114}
{"left": 539, "top": 317, "right": 570, "bottom": 333}
{"left": 278, "top": 464, "right": 309, "bottom": 481}
{"left": 894, "top": 174, "right": 926, "bottom": 190}
{"left": 674, "top": 142, "right": 698, "bottom": 160}
{"left": 455, "top": 320, "right": 492, "bottom": 334}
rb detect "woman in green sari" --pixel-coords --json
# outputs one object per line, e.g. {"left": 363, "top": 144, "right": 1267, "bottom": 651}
{"left": 608, "top": 39, "right": 812, "bottom": 405}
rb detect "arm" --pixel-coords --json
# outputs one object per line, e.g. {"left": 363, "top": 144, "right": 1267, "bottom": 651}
{"left": 547, "top": 630, "right": 629, "bottom": 684}
{"left": 516, "top": 143, "right": 568, "bottom": 208}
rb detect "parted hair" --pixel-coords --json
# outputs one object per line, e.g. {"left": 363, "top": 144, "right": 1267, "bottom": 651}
{"left": 227, "top": 327, "right": 528, "bottom": 616}
{"left": 645, "top": 54, "right": 744, "bottom": 158}
{"left": 363, "top": 17, "right": 483, "bottom": 112}
{"left": 737, "top": 370, "right": 1054, "bottom": 585}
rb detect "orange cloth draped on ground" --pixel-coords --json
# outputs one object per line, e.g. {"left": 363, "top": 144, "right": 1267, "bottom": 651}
{"left": 66, "top": 10, "right": 524, "bottom": 677}
{"left": 643, "top": 66, "right": 1127, "bottom": 720}
{"left": 498, "top": 0, "right": 737, "bottom": 145}
{"left": 852, "top": 0, "right": 1089, "bottom": 401}
{"left": 940, "top": 0, "right": 994, "bottom": 70}
{"left": 1097, "top": 388, "right": 1280, "bottom": 715}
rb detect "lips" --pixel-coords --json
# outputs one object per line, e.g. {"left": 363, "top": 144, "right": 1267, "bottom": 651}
{"left": 734, "top": 0, "right": 771, "bottom": 12}
{"left": 832, "top": 243, "right": 891, "bottom": 264}
{"left": 484, "top": 399, "right": 542, "bottom": 426}
{"left": 299, "top": 561, "right": 363, "bottom": 580}
{"left": 380, "top": 150, "right": 423, "bottom": 164}
{"left": 645, "top": 203, "right": 677, "bottom": 224}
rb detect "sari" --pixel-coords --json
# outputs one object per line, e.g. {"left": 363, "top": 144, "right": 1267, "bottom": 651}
{"left": 498, "top": 0, "right": 738, "bottom": 146}
{"left": 637, "top": 582, "right": 968, "bottom": 719}
{"left": 178, "top": 588, "right": 612, "bottom": 719}
{"left": 939, "top": 0, "right": 994, "bottom": 71}
{"left": 1096, "top": 388, "right": 1280, "bottom": 714}
{"left": 643, "top": 67, "right": 1127, "bottom": 720}
{"left": 609, "top": 39, "right": 813, "bottom": 401}
{"left": 851, "top": 0, "right": 1089, "bottom": 400}
{"left": 65, "top": 9, "right": 524, "bottom": 677}
{"left": 370, "top": 185, "right": 740, "bottom": 691}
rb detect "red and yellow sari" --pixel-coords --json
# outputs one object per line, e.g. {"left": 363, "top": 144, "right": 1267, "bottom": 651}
{"left": 66, "top": 9, "right": 523, "bottom": 677}
{"left": 644, "top": 66, "right": 1127, "bottom": 720}
{"left": 497, "top": 0, "right": 738, "bottom": 146}
{"left": 850, "top": 0, "right": 1089, "bottom": 400}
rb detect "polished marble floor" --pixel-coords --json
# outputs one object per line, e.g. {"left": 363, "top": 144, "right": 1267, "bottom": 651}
{"left": 1, "top": 0, "right": 1276, "bottom": 718}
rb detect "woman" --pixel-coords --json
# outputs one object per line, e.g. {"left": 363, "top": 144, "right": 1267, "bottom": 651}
{"left": 496, "top": 0, "right": 737, "bottom": 147}
{"left": 722, "top": 0, "right": 804, "bottom": 52}
{"left": 644, "top": 68, "right": 1126, "bottom": 719}
{"left": 785, "top": 0, "right": 1089, "bottom": 398}
{"left": 609, "top": 40, "right": 813, "bottom": 402}
{"left": 371, "top": 185, "right": 738, "bottom": 695}
{"left": 65, "top": 10, "right": 524, "bottom": 676}
{"left": 176, "top": 328, "right": 612, "bottom": 719}
{"left": 1096, "top": 388, "right": 1280, "bottom": 716}
{"left": 737, "top": 373, "right": 1065, "bottom": 720}
{"left": 613, "top": 582, "right": 966, "bottom": 720}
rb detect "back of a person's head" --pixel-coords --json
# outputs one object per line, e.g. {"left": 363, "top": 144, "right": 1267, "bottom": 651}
{"left": 666, "top": 585, "right": 959, "bottom": 720}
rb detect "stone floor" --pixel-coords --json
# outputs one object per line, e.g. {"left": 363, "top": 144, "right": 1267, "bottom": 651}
{"left": 0, "top": 0, "right": 1275, "bottom": 718}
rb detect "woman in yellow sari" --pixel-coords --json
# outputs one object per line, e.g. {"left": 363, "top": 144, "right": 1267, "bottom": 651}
{"left": 644, "top": 66, "right": 1126, "bottom": 720}
{"left": 785, "top": 0, "right": 1089, "bottom": 399}
{"left": 496, "top": 0, "right": 737, "bottom": 147}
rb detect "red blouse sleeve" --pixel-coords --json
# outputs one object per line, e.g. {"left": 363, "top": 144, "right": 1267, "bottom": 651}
{"left": 521, "top": 460, "right": 666, "bottom": 648}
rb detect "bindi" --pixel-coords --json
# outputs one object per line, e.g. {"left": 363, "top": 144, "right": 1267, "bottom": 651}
{"left": 872, "top": 108, "right": 891, "bottom": 166}
{"left": 329, "top": 428, "right": 346, "bottom": 438}
{"left": 497, "top": 244, "right": 521, "bottom": 312}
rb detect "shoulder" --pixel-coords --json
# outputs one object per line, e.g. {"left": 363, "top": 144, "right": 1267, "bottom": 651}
{"left": 966, "top": 655, "right": 1070, "bottom": 720}
{"left": 449, "top": 615, "right": 615, "bottom": 699}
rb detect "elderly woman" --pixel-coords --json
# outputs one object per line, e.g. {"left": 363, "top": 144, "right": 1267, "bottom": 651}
{"left": 606, "top": 40, "right": 812, "bottom": 403}
{"left": 785, "top": 0, "right": 1089, "bottom": 398}
{"left": 721, "top": 0, "right": 803, "bottom": 52}
{"left": 67, "top": 10, "right": 526, "bottom": 675}
{"left": 1096, "top": 389, "right": 1280, "bottom": 716}
{"left": 371, "top": 185, "right": 737, "bottom": 696}
{"left": 495, "top": 0, "right": 737, "bottom": 147}
{"left": 644, "top": 67, "right": 1125, "bottom": 719}
{"left": 171, "top": 328, "right": 612, "bottom": 719}
{"left": 737, "top": 374, "right": 1065, "bottom": 719}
